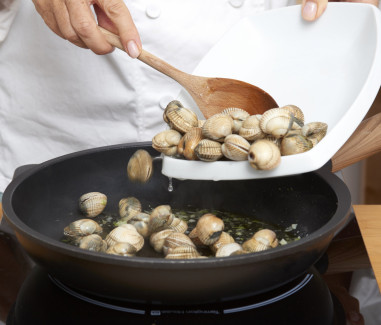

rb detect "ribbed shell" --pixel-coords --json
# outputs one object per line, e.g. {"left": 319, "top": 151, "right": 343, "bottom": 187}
{"left": 210, "top": 231, "right": 236, "bottom": 253}
{"left": 163, "top": 100, "right": 183, "bottom": 124}
{"left": 163, "top": 232, "right": 196, "bottom": 256}
{"left": 280, "top": 134, "right": 313, "bottom": 156}
{"left": 282, "top": 105, "right": 305, "bottom": 128}
{"left": 301, "top": 122, "right": 328, "bottom": 146}
{"left": 64, "top": 219, "right": 103, "bottom": 237}
{"left": 198, "top": 120, "right": 206, "bottom": 128}
{"left": 221, "top": 134, "right": 250, "bottom": 161}
{"left": 106, "top": 242, "right": 137, "bottom": 256}
{"left": 221, "top": 107, "right": 250, "bottom": 133}
{"left": 202, "top": 114, "right": 234, "bottom": 141}
{"left": 79, "top": 192, "right": 107, "bottom": 218}
{"left": 239, "top": 115, "right": 265, "bottom": 141}
{"left": 177, "top": 127, "right": 203, "bottom": 160}
{"left": 167, "top": 217, "right": 188, "bottom": 233}
{"left": 119, "top": 197, "right": 142, "bottom": 221}
{"left": 194, "top": 139, "right": 223, "bottom": 162}
{"left": 194, "top": 213, "right": 224, "bottom": 246}
{"left": 130, "top": 212, "right": 150, "bottom": 223}
{"left": 127, "top": 149, "right": 153, "bottom": 183}
{"left": 152, "top": 129, "right": 182, "bottom": 156}
{"left": 165, "top": 246, "right": 201, "bottom": 259}
{"left": 165, "top": 106, "right": 199, "bottom": 134}
{"left": 253, "top": 229, "right": 279, "bottom": 248}
{"left": 215, "top": 243, "right": 243, "bottom": 257}
{"left": 105, "top": 224, "right": 144, "bottom": 252}
{"left": 264, "top": 135, "right": 281, "bottom": 147}
{"left": 242, "top": 238, "right": 271, "bottom": 253}
{"left": 130, "top": 220, "right": 149, "bottom": 238}
{"left": 79, "top": 234, "right": 107, "bottom": 252}
{"left": 149, "top": 229, "right": 175, "bottom": 253}
{"left": 248, "top": 139, "right": 281, "bottom": 170}
{"left": 260, "top": 108, "right": 298, "bottom": 138}
{"left": 148, "top": 205, "right": 175, "bottom": 234}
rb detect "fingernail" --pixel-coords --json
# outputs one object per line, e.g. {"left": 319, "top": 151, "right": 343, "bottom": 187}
{"left": 126, "top": 40, "right": 140, "bottom": 58}
{"left": 348, "top": 311, "right": 361, "bottom": 322}
{"left": 302, "top": 1, "right": 317, "bottom": 21}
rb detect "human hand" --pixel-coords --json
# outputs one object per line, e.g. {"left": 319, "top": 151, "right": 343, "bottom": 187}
{"left": 301, "top": 0, "right": 379, "bottom": 21}
{"left": 32, "top": 0, "right": 141, "bottom": 57}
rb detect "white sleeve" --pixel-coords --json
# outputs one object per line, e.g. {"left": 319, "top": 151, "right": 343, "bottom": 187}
{"left": 0, "top": 0, "right": 21, "bottom": 43}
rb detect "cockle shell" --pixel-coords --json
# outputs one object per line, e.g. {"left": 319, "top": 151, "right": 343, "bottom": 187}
{"left": 127, "top": 149, "right": 153, "bottom": 183}
{"left": 242, "top": 229, "right": 278, "bottom": 253}
{"left": 64, "top": 219, "right": 103, "bottom": 237}
{"left": 163, "top": 100, "right": 183, "bottom": 124}
{"left": 215, "top": 243, "right": 243, "bottom": 257}
{"left": 79, "top": 192, "right": 107, "bottom": 218}
{"left": 191, "top": 213, "right": 224, "bottom": 246}
{"left": 165, "top": 246, "right": 201, "bottom": 260}
{"left": 210, "top": 231, "right": 236, "bottom": 254}
{"left": 78, "top": 234, "right": 107, "bottom": 252}
{"left": 167, "top": 217, "right": 188, "bottom": 233}
{"left": 254, "top": 229, "right": 279, "bottom": 248}
{"left": 164, "top": 104, "right": 199, "bottom": 134}
{"left": 260, "top": 108, "right": 301, "bottom": 138}
{"left": 130, "top": 212, "right": 150, "bottom": 223}
{"left": 301, "top": 122, "right": 328, "bottom": 146}
{"left": 106, "top": 242, "right": 137, "bottom": 256}
{"left": 280, "top": 134, "right": 313, "bottom": 156}
{"left": 148, "top": 205, "right": 175, "bottom": 234}
{"left": 130, "top": 220, "right": 150, "bottom": 238}
{"left": 198, "top": 120, "right": 206, "bottom": 128}
{"left": 248, "top": 139, "right": 281, "bottom": 170}
{"left": 239, "top": 115, "right": 265, "bottom": 141}
{"left": 105, "top": 224, "right": 144, "bottom": 252}
{"left": 163, "top": 232, "right": 196, "bottom": 256}
{"left": 282, "top": 105, "right": 305, "bottom": 128}
{"left": 119, "top": 196, "right": 142, "bottom": 222}
{"left": 221, "top": 134, "right": 250, "bottom": 161}
{"left": 221, "top": 107, "right": 250, "bottom": 133}
{"left": 177, "top": 127, "right": 203, "bottom": 160}
{"left": 152, "top": 129, "right": 182, "bottom": 156}
{"left": 149, "top": 229, "right": 175, "bottom": 253}
{"left": 194, "top": 139, "right": 223, "bottom": 162}
{"left": 264, "top": 135, "right": 281, "bottom": 147}
{"left": 202, "top": 114, "right": 234, "bottom": 141}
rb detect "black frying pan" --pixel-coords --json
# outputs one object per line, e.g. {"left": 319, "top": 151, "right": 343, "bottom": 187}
{"left": 2, "top": 140, "right": 352, "bottom": 305}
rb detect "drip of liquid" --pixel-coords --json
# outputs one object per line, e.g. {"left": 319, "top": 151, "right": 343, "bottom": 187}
{"left": 168, "top": 177, "right": 173, "bottom": 192}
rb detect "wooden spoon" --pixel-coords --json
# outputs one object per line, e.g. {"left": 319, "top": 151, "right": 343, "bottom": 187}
{"left": 99, "top": 27, "right": 277, "bottom": 119}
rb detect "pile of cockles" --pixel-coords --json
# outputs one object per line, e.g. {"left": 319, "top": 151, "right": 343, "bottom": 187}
{"left": 62, "top": 191, "right": 280, "bottom": 259}
{"left": 151, "top": 100, "right": 328, "bottom": 170}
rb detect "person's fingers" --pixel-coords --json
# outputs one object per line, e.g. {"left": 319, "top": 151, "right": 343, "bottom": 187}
{"left": 52, "top": 0, "right": 87, "bottom": 48}
{"left": 96, "top": 0, "right": 142, "bottom": 58}
{"left": 32, "top": 0, "right": 65, "bottom": 38}
{"left": 65, "top": 0, "right": 114, "bottom": 54}
{"left": 301, "top": 0, "right": 328, "bottom": 21}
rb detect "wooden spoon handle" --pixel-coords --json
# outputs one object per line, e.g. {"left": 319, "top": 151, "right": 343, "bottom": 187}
{"left": 331, "top": 113, "right": 381, "bottom": 172}
{"left": 98, "top": 27, "right": 189, "bottom": 84}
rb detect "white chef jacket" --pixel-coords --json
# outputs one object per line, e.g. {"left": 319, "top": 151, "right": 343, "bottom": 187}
{"left": 0, "top": 0, "right": 296, "bottom": 192}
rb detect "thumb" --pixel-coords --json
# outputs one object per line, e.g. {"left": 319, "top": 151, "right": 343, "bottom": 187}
{"left": 301, "top": 0, "right": 328, "bottom": 21}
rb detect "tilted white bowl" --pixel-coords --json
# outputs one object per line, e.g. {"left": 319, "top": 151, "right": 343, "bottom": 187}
{"left": 162, "top": 3, "right": 381, "bottom": 180}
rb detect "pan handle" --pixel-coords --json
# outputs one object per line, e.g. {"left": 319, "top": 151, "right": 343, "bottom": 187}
{"left": 331, "top": 112, "right": 381, "bottom": 172}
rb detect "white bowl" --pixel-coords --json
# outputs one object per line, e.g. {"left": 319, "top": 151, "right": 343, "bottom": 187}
{"left": 162, "top": 3, "right": 381, "bottom": 180}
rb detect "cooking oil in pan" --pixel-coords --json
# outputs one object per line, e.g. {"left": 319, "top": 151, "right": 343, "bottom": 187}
{"left": 61, "top": 206, "right": 301, "bottom": 258}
